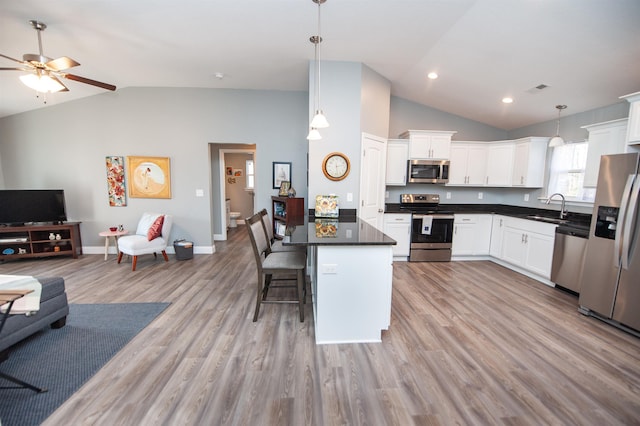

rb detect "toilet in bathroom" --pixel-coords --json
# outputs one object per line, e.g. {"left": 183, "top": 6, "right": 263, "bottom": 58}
{"left": 228, "top": 211, "right": 242, "bottom": 228}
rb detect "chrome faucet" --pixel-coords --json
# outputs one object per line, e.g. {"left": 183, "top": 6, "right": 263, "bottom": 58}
{"left": 546, "top": 193, "right": 568, "bottom": 219}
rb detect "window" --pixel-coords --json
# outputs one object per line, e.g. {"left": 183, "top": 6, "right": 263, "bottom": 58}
{"left": 547, "top": 141, "right": 595, "bottom": 202}
{"left": 245, "top": 159, "right": 255, "bottom": 190}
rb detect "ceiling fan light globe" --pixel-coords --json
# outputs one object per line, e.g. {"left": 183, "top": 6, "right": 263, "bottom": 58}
{"left": 310, "top": 110, "right": 329, "bottom": 128}
{"left": 548, "top": 135, "right": 564, "bottom": 147}
{"left": 19, "top": 73, "right": 65, "bottom": 93}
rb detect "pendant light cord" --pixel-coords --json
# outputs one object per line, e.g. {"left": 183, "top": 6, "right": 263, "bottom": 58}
{"left": 316, "top": 0, "right": 322, "bottom": 112}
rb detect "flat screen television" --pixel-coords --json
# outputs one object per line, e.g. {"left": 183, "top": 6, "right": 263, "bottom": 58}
{"left": 0, "top": 190, "right": 68, "bottom": 226}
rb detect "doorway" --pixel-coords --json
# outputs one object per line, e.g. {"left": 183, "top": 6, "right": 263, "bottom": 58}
{"left": 217, "top": 147, "right": 256, "bottom": 240}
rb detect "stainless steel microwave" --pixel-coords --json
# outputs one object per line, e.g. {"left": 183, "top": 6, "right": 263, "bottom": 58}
{"left": 408, "top": 159, "right": 450, "bottom": 184}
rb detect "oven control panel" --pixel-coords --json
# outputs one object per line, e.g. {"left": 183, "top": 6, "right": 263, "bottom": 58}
{"left": 401, "top": 193, "right": 440, "bottom": 204}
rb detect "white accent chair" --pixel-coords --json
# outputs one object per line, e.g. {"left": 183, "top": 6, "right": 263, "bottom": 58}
{"left": 117, "top": 213, "right": 172, "bottom": 271}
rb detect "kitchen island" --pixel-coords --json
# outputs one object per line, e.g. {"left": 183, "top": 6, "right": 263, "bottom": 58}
{"left": 284, "top": 217, "right": 396, "bottom": 344}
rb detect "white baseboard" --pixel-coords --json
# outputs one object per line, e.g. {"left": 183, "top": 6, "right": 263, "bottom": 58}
{"left": 82, "top": 244, "right": 215, "bottom": 255}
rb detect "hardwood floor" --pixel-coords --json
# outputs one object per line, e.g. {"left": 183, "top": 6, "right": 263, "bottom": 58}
{"left": 2, "top": 228, "right": 639, "bottom": 425}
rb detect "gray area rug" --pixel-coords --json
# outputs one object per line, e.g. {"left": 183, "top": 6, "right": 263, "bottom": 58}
{"left": 0, "top": 303, "right": 169, "bottom": 426}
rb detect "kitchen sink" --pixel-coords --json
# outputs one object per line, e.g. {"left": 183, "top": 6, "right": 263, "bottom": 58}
{"left": 526, "top": 215, "right": 568, "bottom": 224}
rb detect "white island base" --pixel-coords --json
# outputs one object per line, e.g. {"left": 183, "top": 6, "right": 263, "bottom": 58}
{"left": 311, "top": 245, "right": 393, "bottom": 344}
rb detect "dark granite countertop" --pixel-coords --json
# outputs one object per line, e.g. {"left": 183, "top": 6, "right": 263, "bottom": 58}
{"left": 283, "top": 216, "right": 396, "bottom": 247}
{"left": 385, "top": 203, "right": 592, "bottom": 230}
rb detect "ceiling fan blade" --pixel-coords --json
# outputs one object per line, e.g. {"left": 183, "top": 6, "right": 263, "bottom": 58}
{"left": 0, "top": 53, "right": 28, "bottom": 65}
{"left": 50, "top": 74, "right": 70, "bottom": 92}
{"left": 46, "top": 56, "right": 80, "bottom": 71}
{"left": 0, "top": 67, "right": 30, "bottom": 71}
{"left": 62, "top": 73, "right": 116, "bottom": 91}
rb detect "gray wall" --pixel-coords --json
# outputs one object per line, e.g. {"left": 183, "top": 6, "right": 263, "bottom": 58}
{"left": 1, "top": 78, "right": 631, "bottom": 250}
{"left": 0, "top": 87, "right": 308, "bottom": 250}
{"left": 508, "top": 101, "right": 630, "bottom": 141}
{"left": 389, "top": 96, "right": 509, "bottom": 141}
{"left": 386, "top": 96, "right": 631, "bottom": 214}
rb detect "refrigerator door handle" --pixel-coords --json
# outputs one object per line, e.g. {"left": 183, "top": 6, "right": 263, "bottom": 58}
{"left": 615, "top": 174, "right": 635, "bottom": 267}
{"left": 622, "top": 174, "right": 640, "bottom": 270}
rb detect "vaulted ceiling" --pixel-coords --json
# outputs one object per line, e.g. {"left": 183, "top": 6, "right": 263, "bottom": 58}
{"left": 1, "top": 0, "right": 639, "bottom": 129}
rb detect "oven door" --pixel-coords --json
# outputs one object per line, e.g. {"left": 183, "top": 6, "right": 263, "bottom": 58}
{"left": 411, "top": 214, "right": 454, "bottom": 248}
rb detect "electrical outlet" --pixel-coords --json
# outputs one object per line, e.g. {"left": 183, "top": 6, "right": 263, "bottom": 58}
{"left": 524, "top": 193, "right": 530, "bottom": 202}
{"left": 195, "top": 189, "right": 204, "bottom": 197}
{"left": 478, "top": 192, "right": 483, "bottom": 200}
{"left": 446, "top": 192, "right": 451, "bottom": 199}
{"left": 385, "top": 191, "right": 390, "bottom": 199}
{"left": 347, "top": 192, "right": 353, "bottom": 202}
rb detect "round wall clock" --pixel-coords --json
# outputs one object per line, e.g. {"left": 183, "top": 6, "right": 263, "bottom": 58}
{"left": 322, "top": 152, "right": 350, "bottom": 181}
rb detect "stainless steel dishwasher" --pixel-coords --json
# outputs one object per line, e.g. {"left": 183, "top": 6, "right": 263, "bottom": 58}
{"left": 551, "top": 224, "right": 589, "bottom": 293}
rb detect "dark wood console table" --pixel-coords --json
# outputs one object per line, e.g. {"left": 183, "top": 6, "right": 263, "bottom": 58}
{"left": 0, "top": 222, "right": 82, "bottom": 260}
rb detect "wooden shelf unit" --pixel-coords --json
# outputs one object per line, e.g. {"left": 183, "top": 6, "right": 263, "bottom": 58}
{"left": 271, "top": 196, "right": 304, "bottom": 239}
{"left": 0, "top": 222, "right": 82, "bottom": 260}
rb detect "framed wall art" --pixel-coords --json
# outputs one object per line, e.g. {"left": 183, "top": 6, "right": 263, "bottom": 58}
{"left": 127, "top": 156, "right": 172, "bottom": 199}
{"left": 273, "top": 162, "right": 291, "bottom": 189}
{"left": 106, "top": 156, "right": 127, "bottom": 206}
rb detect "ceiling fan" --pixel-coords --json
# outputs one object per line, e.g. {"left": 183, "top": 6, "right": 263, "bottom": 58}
{"left": 0, "top": 20, "right": 116, "bottom": 93}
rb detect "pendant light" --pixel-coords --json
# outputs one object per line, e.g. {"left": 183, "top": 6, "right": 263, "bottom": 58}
{"left": 548, "top": 104, "right": 567, "bottom": 147}
{"left": 306, "top": 31, "right": 323, "bottom": 140}
{"left": 307, "top": 127, "right": 322, "bottom": 140}
{"left": 309, "top": 0, "right": 329, "bottom": 130}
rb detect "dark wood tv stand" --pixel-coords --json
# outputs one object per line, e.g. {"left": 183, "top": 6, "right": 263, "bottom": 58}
{"left": 0, "top": 222, "right": 82, "bottom": 260}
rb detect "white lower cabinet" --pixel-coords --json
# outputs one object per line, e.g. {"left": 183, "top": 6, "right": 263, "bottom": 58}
{"left": 452, "top": 214, "right": 492, "bottom": 256}
{"left": 489, "top": 215, "right": 506, "bottom": 258}
{"left": 383, "top": 214, "right": 411, "bottom": 258}
{"left": 499, "top": 217, "right": 556, "bottom": 279}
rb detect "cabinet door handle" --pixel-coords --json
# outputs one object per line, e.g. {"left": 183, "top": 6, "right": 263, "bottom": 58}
{"left": 521, "top": 233, "right": 525, "bottom": 243}
{"left": 454, "top": 225, "right": 457, "bottom": 235}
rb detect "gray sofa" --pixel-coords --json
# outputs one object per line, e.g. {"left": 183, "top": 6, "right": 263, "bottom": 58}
{"left": 0, "top": 276, "right": 69, "bottom": 353}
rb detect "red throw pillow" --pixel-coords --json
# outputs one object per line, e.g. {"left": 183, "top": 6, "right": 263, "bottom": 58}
{"left": 147, "top": 215, "right": 165, "bottom": 241}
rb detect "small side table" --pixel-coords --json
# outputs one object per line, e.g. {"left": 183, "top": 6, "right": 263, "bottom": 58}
{"left": 1, "top": 289, "right": 47, "bottom": 393}
{"left": 98, "top": 230, "right": 129, "bottom": 261}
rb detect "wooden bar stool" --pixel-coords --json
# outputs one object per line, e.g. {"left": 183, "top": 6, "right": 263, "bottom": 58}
{"left": 245, "top": 213, "right": 306, "bottom": 322}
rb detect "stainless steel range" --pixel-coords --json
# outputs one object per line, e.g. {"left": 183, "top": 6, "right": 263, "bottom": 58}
{"left": 399, "top": 194, "right": 454, "bottom": 262}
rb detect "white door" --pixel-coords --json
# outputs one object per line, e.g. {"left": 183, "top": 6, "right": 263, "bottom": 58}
{"left": 359, "top": 133, "right": 387, "bottom": 230}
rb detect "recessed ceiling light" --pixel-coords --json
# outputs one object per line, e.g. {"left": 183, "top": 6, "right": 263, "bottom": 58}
{"left": 427, "top": 72, "right": 438, "bottom": 80}
{"left": 502, "top": 97, "right": 513, "bottom": 104}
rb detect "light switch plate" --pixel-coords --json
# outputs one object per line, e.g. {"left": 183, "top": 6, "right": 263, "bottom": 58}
{"left": 321, "top": 264, "right": 338, "bottom": 274}
{"left": 478, "top": 192, "right": 483, "bottom": 200}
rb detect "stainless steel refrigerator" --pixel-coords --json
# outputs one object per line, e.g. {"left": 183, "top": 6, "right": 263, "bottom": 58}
{"left": 579, "top": 153, "right": 640, "bottom": 333}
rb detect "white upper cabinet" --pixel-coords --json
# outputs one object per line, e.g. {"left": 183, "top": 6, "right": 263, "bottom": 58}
{"left": 620, "top": 91, "right": 640, "bottom": 144}
{"left": 399, "top": 130, "right": 457, "bottom": 160}
{"left": 582, "top": 119, "right": 628, "bottom": 188}
{"left": 385, "top": 139, "right": 409, "bottom": 186}
{"left": 486, "top": 142, "right": 514, "bottom": 186}
{"left": 511, "top": 137, "right": 548, "bottom": 187}
{"left": 448, "top": 142, "right": 488, "bottom": 186}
